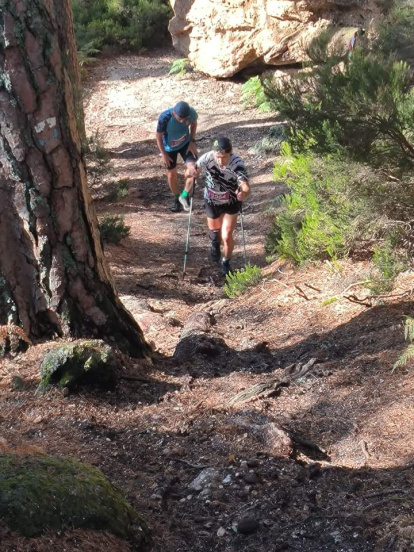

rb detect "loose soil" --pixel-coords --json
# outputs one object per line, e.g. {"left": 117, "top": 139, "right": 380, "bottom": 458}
{"left": 1, "top": 47, "right": 414, "bottom": 552}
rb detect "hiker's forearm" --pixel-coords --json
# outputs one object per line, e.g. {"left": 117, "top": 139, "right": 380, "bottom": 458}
{"left": 190, "top": 121, "right": 197, "bottom": 141}
{"left": 156, "top": 133, "right": 166, "bottom": 154}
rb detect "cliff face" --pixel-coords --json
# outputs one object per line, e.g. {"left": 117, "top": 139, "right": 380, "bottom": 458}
{"left": 168, "top": 0, "right": 378, "bottom": 77}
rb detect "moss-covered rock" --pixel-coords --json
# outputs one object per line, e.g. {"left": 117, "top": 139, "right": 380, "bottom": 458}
{"left": 39, "top": 339, "right": 120, "bottom": 390}
{"left": 0, "top": 454, "right": 151, "bottom": 548}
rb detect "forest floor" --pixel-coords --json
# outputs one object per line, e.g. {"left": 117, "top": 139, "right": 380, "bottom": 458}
{"left": 2, "top": 47, "right": 414, "bottom": 551}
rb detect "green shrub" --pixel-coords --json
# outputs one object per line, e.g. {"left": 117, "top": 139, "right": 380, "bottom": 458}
{"left": 224, "top": 263, "right": 262, "bottom": 298}
{"left": 261, "top": 2, "right": 414, "bottom": 176}
{"left": 169, "top": 58, "right": 192, "bottom": 75}
{"left": 72, "top": 0, "right": 172, "bottom": 52}
{"left": 77, "top": 39, "right": 101, "bottom": 78}
{"left": 249, "top": 124, "right": 286, "bottom": 156}
{"left": 105, "top": 179, "right": 130, "bottom": 201}
{"left": 377, "top": 1, "right": 414, "bottom": 66}
{"left": 393, "top": 316, "right": 414, "bottom": 372}
{"left": 99, "top": 215, "right": 130, "bottom": 244}
{"left": 241, "top": 76, "right": 271, "bottom": 112}
{"left": 366, "top": 241, "right": 408, "bottom": 294}
{"left": 265, "top": 144, "right": 369, "bottom": 265}
{"left": 84, "top": 131, "right": 112, "bottom": 188}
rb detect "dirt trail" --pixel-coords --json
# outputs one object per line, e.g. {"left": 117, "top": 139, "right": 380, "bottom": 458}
{"left": 1, "top": 47, "right": 414, "bottom": 552}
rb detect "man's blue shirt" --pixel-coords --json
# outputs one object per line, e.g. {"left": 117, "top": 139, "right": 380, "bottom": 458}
{"left": 156, "top": 107, "right": 198, "bottom": 152}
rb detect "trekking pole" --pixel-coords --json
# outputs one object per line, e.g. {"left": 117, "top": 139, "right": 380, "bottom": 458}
{"left": 240, "top": 202, "right": 247, "bottom": 265}
{"left": 182, "top": 178, "right": 196, "bottom": 278}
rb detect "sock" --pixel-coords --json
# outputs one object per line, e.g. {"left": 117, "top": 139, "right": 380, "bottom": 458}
{"left": 174, "top": 194, "right": 179, "bottom": 199}
{"left": 222, "top": 257, "right": 230, "bottom": 262}
{"left": 181, "top": 190, "right": 189, "bottom": 197}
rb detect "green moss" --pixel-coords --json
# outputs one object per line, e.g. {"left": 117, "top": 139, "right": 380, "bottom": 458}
{"left": 0, "top": 454, "right": 150, "bottom": 544}
{"left": 39, "top": 339, "right": 120, "bottom": 389}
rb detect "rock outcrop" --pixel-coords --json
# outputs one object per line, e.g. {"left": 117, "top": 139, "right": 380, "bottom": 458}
{"left": 168, "top": 0, "right": 378, "bottom": 77}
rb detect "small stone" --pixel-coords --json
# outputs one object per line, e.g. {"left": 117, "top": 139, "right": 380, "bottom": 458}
{"left": 217, "top": 527, "right": 226, "bottom": 537}
{"left": 11, "top": 376, "right": 24, "bottom": 390}
{"left": 63, "top": 387, "right": 70, "bottom": 397}
{"left": 222, "top": 474, "right": 232, "bottom": 484}
{"left": 150, "top": 493, "right": 162, "bottom": 501}
{"left": 237, "top": 516, "right": 260, "bottom": 534}
{"left": 244, "top": 472, "right": 258, "bottom": 485}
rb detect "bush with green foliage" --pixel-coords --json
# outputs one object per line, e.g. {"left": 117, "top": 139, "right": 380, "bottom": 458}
{"left": 224, "top": 263, "right": 262, "bottom": 298}
{"left": 84, "top": 131, "right": 112, "bottom": 187}
{"left": 249, "top": 124, "right": 286, "bottom": 156}
{"left": 169, "top": 58, "right": 192, "bottom": 76}
{"left": 105, "top": 179, "right": 130, "bottom": 201}
{"left": 99, "top": 215, "right": 131, "bottom": 244}
{"left": 265, "top": 143, "right": 372, "bottom": 265}
{"left": 393, "top": 316, "right": 414, "bottom": 371}
{"left": 241, "top": 76, "right": 271, "bottom": 112}
{"left": 377, "top": 2, "right": 414, "bottom": 65}
{"left": 72, "top": 0, "right": 172, "bottom": 53}
{"left": 254, "top": 2, "right": 414, "bottom": 175}
{"left": 366, "top": 240, "right": 408, "bottom": 294}
{"left": 262, "top": 49, "right": 414, "bottom": 172}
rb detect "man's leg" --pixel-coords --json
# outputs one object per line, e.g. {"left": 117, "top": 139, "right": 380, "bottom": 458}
{"left": 221, "top": 213, "right": 238, "bottom": 259}
{"left": 166, "top": 154, "right": 182, "bottom": 212}
{"left": 184, "top": 162, "right": 196, "bottom": 193}
{"left": 167, "top": 167, "right": 179, "bottom": 195}
{"left": 179, "top": 148, "right": 197, "bottom": 211}
{"left": 220, "top": 213, "right": 238, "bottom": 275}
{"left": 207, "top": 214, "right": 222, "bottom": 263}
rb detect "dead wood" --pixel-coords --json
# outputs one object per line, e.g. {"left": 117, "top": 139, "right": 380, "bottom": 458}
{"left": 173, "top": 310, "right": 227, "bottom": 361}
{"left": 167, "top": 457, "right": 210, "bottom": 469}
{"left": 222, "top": 358, "right": 317, "bottom": 407}
{"left": 294, "top": 284, "right": 310, "bottom": 300}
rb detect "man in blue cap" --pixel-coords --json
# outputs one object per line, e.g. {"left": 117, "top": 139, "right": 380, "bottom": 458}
{"left": 156, "top": 101, "right": 198, "bottom": 212}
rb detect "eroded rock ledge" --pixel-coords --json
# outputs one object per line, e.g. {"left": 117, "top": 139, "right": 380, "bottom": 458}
{"left": 168, "top": 0, "right": 378, "bottom": 77}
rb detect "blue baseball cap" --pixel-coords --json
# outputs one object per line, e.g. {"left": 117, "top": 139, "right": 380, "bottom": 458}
{"left": 174, "top": 101, "right": 190, "bottom": 118}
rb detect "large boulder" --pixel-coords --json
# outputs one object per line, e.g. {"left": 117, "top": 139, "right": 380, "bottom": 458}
{"left": 0, "top": 454, "right": 151, "bottom": 548}
{"left": 39, "top": 339, "right": 120, "bottom": 390}
{"left": 168, "top": 0, "right": 378, "bottom": 77}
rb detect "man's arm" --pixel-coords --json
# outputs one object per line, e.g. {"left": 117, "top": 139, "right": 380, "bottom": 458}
{"left": 156, "top": 131, "right": 173, "bottom": 167}
{"left": 235, "top": 160, "right": 250, "bottom": 201}
{"left": 187, "top": 120, "right": 198, "bottom": 156}
{"left": 237, "top": 179, "right": 250, "bottom": 201}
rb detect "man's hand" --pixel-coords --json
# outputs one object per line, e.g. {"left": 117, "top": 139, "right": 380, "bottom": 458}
{"left": 185, "top": 164, "right": 199, "bottom": 179}
{"left": 188, "top": 140, "right": 198, "bottom": 157}
{"left": 237, "top": 184, "right": 250, "bottom": 201}
{"left": 162, "top": 152, "right": 173, "bottom": 168}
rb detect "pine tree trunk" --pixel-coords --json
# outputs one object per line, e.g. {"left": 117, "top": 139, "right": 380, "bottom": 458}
{"left": 0, "top": 0, "right": 149, "bottom": 356}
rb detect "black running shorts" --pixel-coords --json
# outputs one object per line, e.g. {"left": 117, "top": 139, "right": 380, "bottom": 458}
{"left": 166, "top": 143, "right": 197, "bottom": 170}
{"left": 204, "top": 200, "right": 241, "bottom": 220}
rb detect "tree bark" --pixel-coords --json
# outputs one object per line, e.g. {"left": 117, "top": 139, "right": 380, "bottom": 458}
{"left": 0, "top": 0, "right": 149, "bottom": 356}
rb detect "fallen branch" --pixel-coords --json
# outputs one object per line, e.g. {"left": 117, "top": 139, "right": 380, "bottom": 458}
{"left": 294, "top": 284, "right": 310, "bottom": 300}
{"left": 341, "top": 280, "right": 372, "bottom": 295}
{"left": 167, "top": 457, "right": 210, "bottom": 469}
{"left": 365, "top": 488, "right": 405, "bottom": 499}
{"left": 304, "top": 282, "right": 321, "bottom": 292}
{"left": 221, "top": 358, "right": 317, "bottom": 408}
{"left": 343, "top": 288, "right": 414, "bottom": 307}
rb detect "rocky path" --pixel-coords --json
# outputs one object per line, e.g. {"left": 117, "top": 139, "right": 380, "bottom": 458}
{"left": 83, "top": 47, "right": 279, "bottom": 353}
